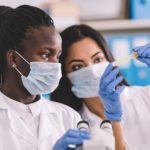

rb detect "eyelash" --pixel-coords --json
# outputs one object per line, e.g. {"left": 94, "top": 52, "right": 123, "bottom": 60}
{"left": 71, "top": 64, "right": 83, "bottom": 71}
{"left": 70, "top": 56, "right": 105, "bottom": 71}
{"left": 40, "top": 51, "right": 61, "bottom": 62}
{"left": 94, "top": 57, "right": 103, "bottom": 63}
{"left": 40, "top": 50, "right": 53, "bottom": 60}
{"left": 41, "top": 53, "right": 50, "bottom": 58}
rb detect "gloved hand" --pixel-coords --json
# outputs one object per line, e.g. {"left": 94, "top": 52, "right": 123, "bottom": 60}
{"left": 133, "top": 43, "right": 150, "bottom": 67}
{"left": 53, "top": 129, "right": 91, "bottom": 150}
{"left": 99, "top": 63, "right": 125, "bottom": 121}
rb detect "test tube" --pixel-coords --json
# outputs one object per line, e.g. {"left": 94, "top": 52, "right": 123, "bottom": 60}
{"left": 112, "top": 52, "right": 138, "bottom": 66}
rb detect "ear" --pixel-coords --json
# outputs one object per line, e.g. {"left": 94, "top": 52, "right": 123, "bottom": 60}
{"left": 6, "top": 50, "right": 17, "bottom": 69}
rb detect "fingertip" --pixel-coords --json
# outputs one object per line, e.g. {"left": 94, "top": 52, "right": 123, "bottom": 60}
{"left": 132, "top": 45, "right": 144, "bottom": 52}
{"left": 132, "top": 47, "right": 138, "bottom": 52}
{"left": 133, "top": 43, "right": 150, "bottom": 55}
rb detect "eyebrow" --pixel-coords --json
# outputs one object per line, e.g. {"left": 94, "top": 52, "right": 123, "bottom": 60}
{"left": 68, "top": 51, "right": 103, "bottom": 65}
{"left": 40, "top": 46, "right": 62, "bottom": 54}
{"left": 68, "top": 59, "right": 84, "bottom": 65}
{"left": 91, "top": 51, "right": 103, "bottom": 58}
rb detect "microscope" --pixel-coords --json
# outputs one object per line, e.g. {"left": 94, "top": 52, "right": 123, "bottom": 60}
{"left": 76, "top": 120, "right": 115, "bottom": 150}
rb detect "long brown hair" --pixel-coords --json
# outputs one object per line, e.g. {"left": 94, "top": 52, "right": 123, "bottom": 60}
{"left": 51, "top": 24, "right": 128, "bottom": 111}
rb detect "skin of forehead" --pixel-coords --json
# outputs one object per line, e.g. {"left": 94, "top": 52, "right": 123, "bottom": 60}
{"left": 66, "top": 37, "right": 104, "bottom": 63}
{"left": 21, "top": 26, "right": 62, "bottom": 56}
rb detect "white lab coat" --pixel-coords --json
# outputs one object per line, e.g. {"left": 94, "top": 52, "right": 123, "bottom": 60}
{"left": 0, "top": 91, "right": 81, "bottom": 150}
{"left": 120, "top": 86, "right": 150, "bottom": 150}
{"left": 80, "top": 86, "right": 150, "bottom": 150}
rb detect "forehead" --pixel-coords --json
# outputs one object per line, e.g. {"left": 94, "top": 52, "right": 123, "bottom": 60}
{"left": 67, "top": 37, "right": 103, "bottom": 58}
{"left": 21, "top": 26, "right": 62, "bottom": 53}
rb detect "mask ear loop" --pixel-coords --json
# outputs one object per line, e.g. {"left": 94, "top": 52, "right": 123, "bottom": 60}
{"left": 14, "top": 51, "right": 30, "bottom": 65}
{"left": 12, "top": 64, "right": 23, "bottom": 76}
{"left": 12, "top": 51, "right": 30, "bottom": 76}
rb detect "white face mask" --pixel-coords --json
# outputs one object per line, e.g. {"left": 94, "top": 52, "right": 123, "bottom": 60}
{"left": 67, "top": 62, "right": 109, "bottom": 98}
{"left": 14, "top": 51, "right": 62, "bottom": 95}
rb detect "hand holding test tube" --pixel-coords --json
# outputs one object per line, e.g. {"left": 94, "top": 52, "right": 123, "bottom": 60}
{"left": 99, "top": 44, "right": 150, "bottom": 123}
{"left": 132, "top": 43, "right": 150, "bottom": 67}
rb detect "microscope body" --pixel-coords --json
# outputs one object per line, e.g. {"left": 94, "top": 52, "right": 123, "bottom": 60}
{"left": 76, "top": 120, "right": 115, "bottom": 150}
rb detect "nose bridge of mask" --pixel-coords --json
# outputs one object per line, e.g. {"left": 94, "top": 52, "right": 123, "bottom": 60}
{"left": 13, "top": 51, "right": 30, "bottom": 76}
{"left": 69, "top": 62, "right": 109, "bottom": 83}
{"left": 30, "top": 62, "right": 62, "bottom": 78}
{"left": 15, "top": 51, "right": 30, "bottom": 65}
{"left": 67, "top": 66, "right": 95, "bottom": 84}
{"left": 67, "top": 62, "right": 109, "bottom": 84}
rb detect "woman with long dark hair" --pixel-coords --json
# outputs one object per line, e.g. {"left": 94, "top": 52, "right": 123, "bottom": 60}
{"left": 51, "top": 24, "right": 150, "bottom": 149}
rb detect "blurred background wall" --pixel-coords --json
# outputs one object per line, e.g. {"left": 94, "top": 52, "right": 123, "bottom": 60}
{"left": 1, "top": 0, "right": 150, "bottom": 86}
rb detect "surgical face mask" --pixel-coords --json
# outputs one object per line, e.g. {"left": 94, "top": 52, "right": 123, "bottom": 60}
{"left": 67, "top": 62, "right": 109, "bottom": 98}
{"left": 14, "top": 51, "right": 62, "bottom": 95}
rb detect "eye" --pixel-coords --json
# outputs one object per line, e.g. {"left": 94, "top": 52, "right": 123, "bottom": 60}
{"left": 94, "top": 57, "right": 103, "bottom": 63}
{"left": 41, "top": 53, "right": 48, "bottom": 59}
{"left": 40, "top": 51, "right": 51, "bottom": 60}
{"left": 71, "top": 64, "right": 83, "bottom": 71}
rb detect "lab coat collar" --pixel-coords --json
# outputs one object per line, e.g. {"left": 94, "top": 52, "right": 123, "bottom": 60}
{"left": 0, "top": 91, "right": 38, "bottom": 147}
{"left": 0, "top": 92, "right": 59, "bottom": 148}
{"left": 0, "top": 91, "right": 57, "bottom": 113}
{"left": 1, "top": 92, "right": 42, "bottom": 118}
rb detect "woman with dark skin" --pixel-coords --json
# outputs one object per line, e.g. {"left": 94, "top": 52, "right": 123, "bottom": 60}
{"left": 0, "top": 6, "right": 90, "bottom": 150}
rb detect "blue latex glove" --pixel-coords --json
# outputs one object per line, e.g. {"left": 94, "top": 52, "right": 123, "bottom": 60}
{"left": 99, "top": 63, "right": 125, "bottom": 121}
{"left": 133, "top": 43, "right": 150, "bottom": 67}
{"left": 53, "top": 129, "right": 90, "bottom": 150}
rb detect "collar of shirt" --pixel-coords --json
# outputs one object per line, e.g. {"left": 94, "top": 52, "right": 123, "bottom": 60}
{"left": 0, "top": 91, "right": 43, "bottom": 118}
